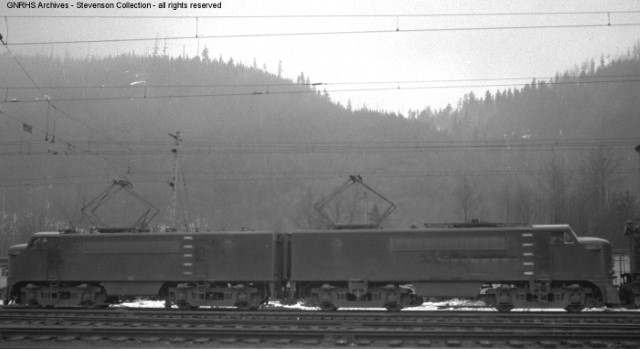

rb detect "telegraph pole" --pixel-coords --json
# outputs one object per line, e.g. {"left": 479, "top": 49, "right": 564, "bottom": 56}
{"left": 169, "top": 131, "right": 181, "bottom": 231}
{"left": 1, "top": 190, "right": 4, "bottom": 237}
{"left": 628, "top": 145, "right": 640, "bottom": 279}
{"left": 634, "top": 145, "right": 640, "bottom": 217}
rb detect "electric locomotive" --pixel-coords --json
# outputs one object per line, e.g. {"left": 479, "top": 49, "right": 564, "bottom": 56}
{"left": 4, "top": 224, "right": 619, "bottom": 312}
{"left": 5, "top": 230, "right": 286, "bottom": 309}
{"left": 285, "top": 224, "right": 618, "bottom": 312}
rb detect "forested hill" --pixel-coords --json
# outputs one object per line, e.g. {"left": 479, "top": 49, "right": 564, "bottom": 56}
{"left": 428, "top": 43, "right": 640, "bottom": 141}
{"left": 1, "top": 40, "right": 639, "bottom": 252}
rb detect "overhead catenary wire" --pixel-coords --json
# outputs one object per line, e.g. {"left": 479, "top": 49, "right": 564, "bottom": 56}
{"left": 3, "top": 74, "right": 640, "bottom": 91}
{"left": 0, "top": 167, "right": 638, "bottom": 188}
{"left": 0, "top": 44, "right": 133, "bottom": 152}
{"left": 0, "top": 137, "right": 637, "bottom": 155}
{"left": 4, "top": 10, "right": 640, "bottom": 19}
{"left": 3, "top": 77, "right": 640, "bottom": 104}
{"left": 4, "top": 22, "right": 640, "bottom": 46}
{"left": 0, "top": 109, "right": 136, "bottom": 171}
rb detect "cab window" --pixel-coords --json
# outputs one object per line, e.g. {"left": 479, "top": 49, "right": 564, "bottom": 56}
{"left": 550, "top": 232, "right": 563, "bottom": 244}
{"left": 28, "top": 237, "right": 49, "bottom": 248}
{"left": 563, "top": 231, "right": 575, "bottom": 244}
{"left": 550, "top": 231, "right": 574, "bottom": 244}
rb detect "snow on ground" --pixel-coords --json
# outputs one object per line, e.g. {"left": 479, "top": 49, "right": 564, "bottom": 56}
{"left": 115, "top": 298, "right": 626, "bottom": 312}
{"left": 116, "top": 300, "right": 166, "bottom": 308}
{"left": 115, "top": 298, "right": 577, "bottom": 311}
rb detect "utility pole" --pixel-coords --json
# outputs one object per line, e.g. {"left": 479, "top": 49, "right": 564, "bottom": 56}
{"left": 169, "top": 131, "right": 181, "bottom": 230}
{"left": 636, "top": 145, "right": 640, "bottom": 216}
{"left": 628, "top": 145, "right": 640, "bottom": 275}
{"left": 1, "top": 190, "right": 4, "bottom": 239}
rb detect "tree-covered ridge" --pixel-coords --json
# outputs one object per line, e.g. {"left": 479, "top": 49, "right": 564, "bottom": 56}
{"left": 433, "top": 40, "right": 640, "bottom": 141}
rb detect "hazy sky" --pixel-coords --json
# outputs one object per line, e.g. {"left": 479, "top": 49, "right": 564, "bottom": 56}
{"left": 2, "top": 0, "right": 639, "bottom": 113}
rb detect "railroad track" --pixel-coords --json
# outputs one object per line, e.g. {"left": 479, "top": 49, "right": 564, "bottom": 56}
{"left": 1, "top": 307, "right": 640, "bottom": 348}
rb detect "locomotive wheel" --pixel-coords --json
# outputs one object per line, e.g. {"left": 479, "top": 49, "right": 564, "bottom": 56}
{"left": 409, "top": 295, "right": 424, "bottom": 307}
{"left": 495, "top": 305, "right": 513, "bottom": 313}
{"left": 385, "top": 304, "right": 402, "bottom": 312}
{"left": 319, "top": 303, "right": 337, "bottom": 311}
{"left": 237, "top": 304, "right": 259, "bottom": 311}
{"left": 176, "top": 303, "right": 198, "bottom": 310}
{"left": 565, "top": 304, "right": 585, "bottom": 313}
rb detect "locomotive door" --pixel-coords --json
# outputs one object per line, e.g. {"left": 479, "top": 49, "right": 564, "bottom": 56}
{"left": 533, "top": 233, "right": 551, "bottom": 279}
{"left": 192, "top": 239, "right": 209, "bottom": 280}
{"left": 28, "top": 236, "right": 60, "bottom": 281}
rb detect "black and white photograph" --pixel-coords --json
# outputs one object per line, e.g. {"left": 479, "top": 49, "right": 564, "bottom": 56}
{"left": 1, "top": 0, "right": 640, "bottom": 347}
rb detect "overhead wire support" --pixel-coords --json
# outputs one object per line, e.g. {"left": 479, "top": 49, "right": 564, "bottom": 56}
{"left": 80, "top": 179, "right": 159, "bottom": 232}
{"left": 0, "top": 110, "right": 127, "bottom": 178}
{"left": 0, "top": 43, "right": 132, "bottom": 153}
{"left": 168, "top": 131, "right": 182, "bottom": 231}
{"left": 0, "top": 18, "right": 131, "bottom": 152}
{"left": 180, "top": 156, "right": 191, "bottom": 231}
{"left": 0, "top": 34, "right": 146, "bottom": 183}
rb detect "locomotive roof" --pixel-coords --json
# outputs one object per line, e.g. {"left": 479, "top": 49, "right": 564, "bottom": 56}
{"left": 292, "top": 224, "right": 577, "bottom": 235}
{"left": 531, "top": 224, "right": 573, "bottom": 230}
{"left": 30, "top": 225, "right": 580, "bottom": 237}
{"left": 31, "top": 230, "right": 276, "bottom": 238}
{"left": 33, "top": 231, "right": 64, "bottom": 237}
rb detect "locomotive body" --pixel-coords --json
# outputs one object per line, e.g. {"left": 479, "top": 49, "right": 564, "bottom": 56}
{"left": 5, "top": 224, "right": 619, "bottom": 312}
{"left": 288, "top": 224, "right": 618, "bottom": 311}
{"left": 6, "top": 230, "right": 284, "bottom": 309}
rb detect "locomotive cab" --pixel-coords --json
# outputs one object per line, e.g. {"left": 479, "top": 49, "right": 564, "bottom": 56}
{"left": 5, "top": 232, "right": 106, "bottom": 307}
{"left": 483, "top": 225, "right": 618, "bottom": 312}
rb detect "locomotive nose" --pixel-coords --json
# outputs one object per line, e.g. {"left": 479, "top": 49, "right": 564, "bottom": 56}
{"left": 577, "top": 237, "right": 610, "bottom": 250}
{"left": 8, "top": 243, "right": 27, "bottom": 256}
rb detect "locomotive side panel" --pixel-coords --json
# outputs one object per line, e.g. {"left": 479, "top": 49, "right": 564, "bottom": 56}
{"left": 62, "top": 235, "right": 183, "bottom": 282}
{"left": 164, "top": 231, "right": 280, "bottom": 309}
{"left": 290, "top": 228, "right": 529, "bottom": 284}
{"left": 290, "top": 230, "right": 388, "bottom": 281}
{"left": 203, "top": 231, "right": 277, "bottom": 281}
{"left": 288, "top": 228, "right": 538, "bottom": 308}
{"left": 13, "top": 231, "right": 279, "bottom": 284}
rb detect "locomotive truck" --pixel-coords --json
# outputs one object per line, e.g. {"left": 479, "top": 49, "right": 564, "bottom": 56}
{"left": 4, "top": 223, "right": 619, "bottom": 312}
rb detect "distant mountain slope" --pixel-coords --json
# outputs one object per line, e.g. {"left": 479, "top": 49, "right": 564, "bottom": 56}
{"left": 432, "top": 40, "right": 640, "bottom": 142}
